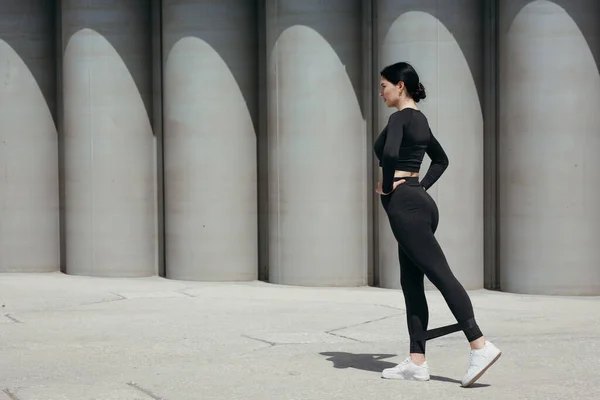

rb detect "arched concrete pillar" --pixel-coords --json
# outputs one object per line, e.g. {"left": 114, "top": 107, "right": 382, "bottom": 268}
{"left": 498, "top": 0, "right": 600, "bottom": 295}
{"left": 266, "top": 0, "right": 368, "bottom": 286}
{"left": 61, "top": 0, "right": 156, "bottom": 277}
{"left": 0, "top": 0, "right": 59, "bottom": 273}
{"left": 162, "top": 0, "right": 258, "bottom": 281}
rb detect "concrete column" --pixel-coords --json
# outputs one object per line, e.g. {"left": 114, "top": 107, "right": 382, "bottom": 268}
{"left": 266, "top": 0, "right": 368, "bottom": 286}
{"left": 61, "top": 0, "right": 157, "bottom": 277}
{"left": 376, "top": 0, "right": 485, "bottom": 290}
{"left": 0, "top": 1, "right": 59, "bottom": 273}
{"left": 162, "top": 0, "right": 258, "bottom": 281}
{"left": 499, "top": 0, "right": 600, "bottom": 295}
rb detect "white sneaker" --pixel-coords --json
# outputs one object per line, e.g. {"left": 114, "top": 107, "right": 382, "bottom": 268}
{"left": 461, "top": 341, "right": 502, "bottom": 387}
{"left": 381, "top": 357, "right": 430, "bottom": 381}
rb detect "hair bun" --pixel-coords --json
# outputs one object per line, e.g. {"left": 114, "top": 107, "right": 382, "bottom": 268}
{"left": 413, "top": 82, "right": 427, "bottom": 102}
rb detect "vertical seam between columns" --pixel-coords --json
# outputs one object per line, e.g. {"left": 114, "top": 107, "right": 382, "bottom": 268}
{"left": 370, "top": 0, "right": 379, "bottom": 287}
{"left": 274, "top": 0, "right": 282, "bottom": 284}
{"left": 493, "top": 0, "right": 500, "bottom": 290}
{"left": 156, "top": 0, "right": 165, "bottom": 278}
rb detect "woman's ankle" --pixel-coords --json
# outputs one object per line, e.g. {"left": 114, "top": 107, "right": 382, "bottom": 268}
{"left": 469, "top": 336, "right": 486, "bottom": 350}
{"left": 410, "top": 353, "right": 426, "bottom": 365}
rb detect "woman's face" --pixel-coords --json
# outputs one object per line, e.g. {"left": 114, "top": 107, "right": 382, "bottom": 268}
{"left": 380, "top": 77, "right": 402, "bottom": 108}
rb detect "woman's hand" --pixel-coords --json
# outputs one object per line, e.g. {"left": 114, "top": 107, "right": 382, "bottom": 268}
{"left": 376, "top": 179, "right": 405, "bottom": 195}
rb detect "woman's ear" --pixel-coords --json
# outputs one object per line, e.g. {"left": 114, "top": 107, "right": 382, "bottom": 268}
{"left": 397, "top": 81, "right": 404, "bottom": 93}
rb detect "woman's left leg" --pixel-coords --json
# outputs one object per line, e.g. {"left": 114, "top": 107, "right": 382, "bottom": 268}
{"left": 398, "top": 246, "right": 428, "bottom": 357}
{"left": 380, "top": 240, "right": 431, "bottom": 381}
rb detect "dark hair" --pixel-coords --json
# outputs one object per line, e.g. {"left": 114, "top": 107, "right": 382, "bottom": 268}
{"left": 380, "top": 62, "right": 426, "bottom": 103}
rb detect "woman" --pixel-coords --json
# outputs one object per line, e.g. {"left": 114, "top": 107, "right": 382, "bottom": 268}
{"left": 373, "top": 62, "right": 501, "bottom": 387}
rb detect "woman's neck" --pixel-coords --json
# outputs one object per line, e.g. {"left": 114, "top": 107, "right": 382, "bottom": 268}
{"left": 396, "top": 96, "right": 418, "bottom": 111}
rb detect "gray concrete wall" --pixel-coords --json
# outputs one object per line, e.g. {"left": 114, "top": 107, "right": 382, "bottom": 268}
{"left": 266, "top": 0, "right": 369, "bottom": 286}
{"left": 162, "top": 0, "right": 259, "bottom": 281}
{"left": 60, "top": 0, "right": 157, "bottom": 277}
{"left": 1, "top": 1, "right": 599, "bottom": 295}
{"left": 498, "top": 0, "right": 600, "bottom": 295}
{"left": 376, "top": 0, "right": 485, "bottom": 290}
{"left": 0, "top": 0, "right": 59, "bottom": 273}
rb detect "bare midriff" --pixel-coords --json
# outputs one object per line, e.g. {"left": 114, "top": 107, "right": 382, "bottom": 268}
{"left": 380, "top": 168, "right": 419, "bottom": 179}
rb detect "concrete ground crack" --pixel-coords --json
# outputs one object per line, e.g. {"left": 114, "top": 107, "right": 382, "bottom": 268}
{"left": 324, "top": 313, "right": 404, "bottom": 343}
{"left": 4, "top": 314, "right": 22, "bottom": 324}
{"left": 126, "top": 382, "right": 165, "bottom": 400}
{"left": 176, "top": 290, "right": 195, "bottom": 298}
{"left": 326, "top": 313, "right": 403, "bottom": 335}
{"left": 327, "top": 331, "right": 364, "bottom": 343}
{"left": 375, "top": 304, "right": 405, "bottom": 311}
{"left": 80, "top": 292, "right": 127, "bottom": 306}
{"left": 2, "top": 388, "right": 20, "bottom": 400}
{"left": 241, "top": 334, "right": 278, "bottom": 347}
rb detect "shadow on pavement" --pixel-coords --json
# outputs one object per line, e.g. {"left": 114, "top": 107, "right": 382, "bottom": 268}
{"left": 320, "top": 352, "right": 397, "bottom": 372}
{"left": 319, "top": 352, "right": 490, "bottom": 388}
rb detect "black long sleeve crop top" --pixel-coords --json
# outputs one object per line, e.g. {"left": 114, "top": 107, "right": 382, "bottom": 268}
{"left": 373, "top": 108, "right": 449, "bottom": 194}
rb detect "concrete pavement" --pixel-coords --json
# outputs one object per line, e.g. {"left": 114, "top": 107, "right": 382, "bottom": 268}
{"left": 1, "top": 272, "right": 599, "bottom": 400}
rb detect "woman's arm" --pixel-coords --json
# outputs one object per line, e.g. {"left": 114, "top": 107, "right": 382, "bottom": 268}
{"left": 419, "top": 129, "right": 449, "bottom": 190}
{"left": 381, "top": 112, "right": 406, "bottom": 194}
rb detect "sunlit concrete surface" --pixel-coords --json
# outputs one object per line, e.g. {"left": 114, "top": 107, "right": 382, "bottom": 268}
{"left": 0, "top": 2, "right": 59, "bottom": 273}
{"left": 1, "top": 273, "right": 599, "bottom": 399}
{"left": 162, "top": 0, "right": 258, "bottom": 282}
{"left": 499, "top": 0, "right": 600, "bottom": 295}
{"left": 266, "top": 2, "right": 368, "bottom": 287}
{"left": 377, "top": 3, "right": 484, "bottom": 291}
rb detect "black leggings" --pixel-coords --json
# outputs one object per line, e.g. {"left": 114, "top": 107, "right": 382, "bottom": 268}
{"left": 381, "top": 177, "right": 483, "bottom": 354}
